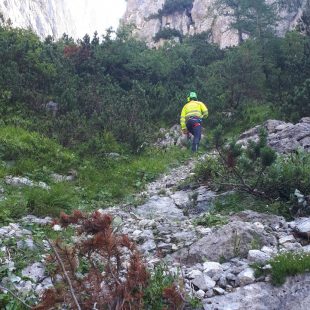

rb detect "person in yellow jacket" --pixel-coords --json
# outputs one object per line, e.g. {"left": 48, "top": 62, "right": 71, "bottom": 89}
{"left": 180, "top": 91, "right": 208, "bottom": 152}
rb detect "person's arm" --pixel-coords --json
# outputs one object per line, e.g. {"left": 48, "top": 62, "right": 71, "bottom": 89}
{"left": 200, "top": 102, "right": 208, "bottom": 119}
{"left": 180, "top": 106, "right": 187, "bottom": 132}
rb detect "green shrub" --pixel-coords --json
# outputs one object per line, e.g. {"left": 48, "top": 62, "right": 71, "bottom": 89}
{"left": 194, "top": 155, "right": 224, "bottom": 184}
{"left": 159, "top": 0, "right": 194, "bottom": 16}
{"left": 0, "top": 193, "right": 28, "bottom": 224}
{"left": 0, "top": 126, "right": 76, "bottom": 172}
{"left": 154, "top": 28, "right": 183, "bottom": 42}
{"left": 261, "top": 151, "right": 310, "bottom": 200}
{"left": 213, "top": 192, "right": 292, "bottom": 219}
{"left": 144, "top": 265, "right": 175, "bottom": 310}
{"left": 24, "top": 184, "right": 76, "bottom": 217}
{"left": 193, "top": 212, "right": 228, "bottom": 227}
{"left": 269, "top": 252, "right": 310, "bottom": 286}
{"left": 235, "top": 102, "right": 279, "bottom": 134}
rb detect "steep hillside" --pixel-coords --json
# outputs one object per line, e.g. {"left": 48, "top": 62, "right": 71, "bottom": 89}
{"left": 122, "top": 0, "right": 308, "bottom": 47}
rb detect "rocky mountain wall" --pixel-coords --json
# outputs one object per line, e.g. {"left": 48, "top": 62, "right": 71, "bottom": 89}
{"left": 0, "top": 0, "right": 77, "bottom": 39}
{"left": 122, "top": 0, "right": 308, "bottom": 48}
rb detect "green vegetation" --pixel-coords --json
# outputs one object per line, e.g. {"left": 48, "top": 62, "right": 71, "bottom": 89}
{"left": 158, "top": 0, "right": 194, "bottom": 16}
{"left": 0, "top": 132, "right": 189, "bottom": 224}
{"left": 193, "top": 212, "right": 228, "bottom": 227}
{"left": 0, "top": 20, "right": 309, "bottom": 150}
{"left": 154, "top": 28, "right": 183, "bottom": 42}
{"left": 254, "top": 252, "right": 310, "bottom": 286}
{"left": 269, "top": 252, "right": 310, "bottom": 285}
{"left": 144, "top": 265, "right": 176, "bottom": 309}
{"left": 212, "top": 192, "right": 292, "bottom": 219}
{"left": 194, "top": 130, "right": 310, "bottom": 218}
{"left": 0, "top": 2, "right": 310, "bottom": 307}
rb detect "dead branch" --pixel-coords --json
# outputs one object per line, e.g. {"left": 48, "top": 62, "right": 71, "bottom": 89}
{"left": 47, "top": 239, "right": 81, "bottom": 310}
{"left": 0, "top": 284, "right": 32, "bottom": 309}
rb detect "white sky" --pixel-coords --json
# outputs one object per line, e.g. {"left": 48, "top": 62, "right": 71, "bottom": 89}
{"left": 67, "top": 0, "right": 127, "bottom": 38}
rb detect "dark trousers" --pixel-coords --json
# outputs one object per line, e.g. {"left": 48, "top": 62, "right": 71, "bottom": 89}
{"left": 186, "top": 117, "right": 202, "bottom": 152}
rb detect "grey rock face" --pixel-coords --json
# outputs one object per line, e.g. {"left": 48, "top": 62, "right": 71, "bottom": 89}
{"left": 0, "top": 0, "right": 76, "bottom": 39}
{"left": 247, "top": 250, "right": 271, "bottom": 264}
{"left": 236, "top": 267, "right": 255, "bottom": 286}
{"left": 237, "top": 119, "right": 310, "bottom": 154}
{"left": 22, "top": 262, "right": 45, "bottom": 282}
{"left": 196, "top": 186, "right": 216, "bottom": 212}
{"left": 294, "top": 218, "right": 310, "bottom": 233}
{"left": 134, "top": 196, "right": 185, "bottom": 220}
{"left": 204, "top": 274, "right": 310, "bottom": 310}
{"left": 192, "top": 274, "right": 216, "bottom": 291}
{"left": 123, "top": 0, "right": 308, "bottom": 48}
{"left": 172, "top": 220, "right": 277, "bottom": 264}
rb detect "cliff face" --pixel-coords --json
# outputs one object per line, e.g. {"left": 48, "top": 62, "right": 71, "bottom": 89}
{"left": 0, "top": 0, "right": 117, "bottom": 40}
{"left": 0, "top": 0, "right": 76, "bottom": 39}
{"left": 122, "top": 0, "right": 308, "bottom": 48}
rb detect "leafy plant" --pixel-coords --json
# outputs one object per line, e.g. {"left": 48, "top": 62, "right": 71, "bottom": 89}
{"left": 193, "top": 212, "right": 228, "bottom": 227}
{"left": 24, "top": 184, "right": 76, "bottom": 217}
{"left": 144, "top": 265, "right": 184, "bottom": 310}
{"left": 269, "top": 252, "right": 310, "bottom": 286}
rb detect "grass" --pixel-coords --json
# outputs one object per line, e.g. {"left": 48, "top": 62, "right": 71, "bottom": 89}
{"left": 0, "top": 126, "right": 76, "bottom": 172}
{"left": 76, "top": 147, "right": 190, "bottom": 209}
{"left": 193, "top": 212, "right": 228, "bottom": 227}
{"left": 253, "top": 252, "right": 310, "bottom": 286}
{"left": 0, "top": 125, "right": 190, "bottom": 222}
{"left": 269, "top": 252, "right": 310, "bottom": 285}
{"left": 212, "top": 191, "right": 292, "bottom": 219}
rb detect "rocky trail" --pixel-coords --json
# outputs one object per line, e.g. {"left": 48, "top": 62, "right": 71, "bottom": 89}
{"left": 1, "top": 118, "right": 310, "bottom": 309}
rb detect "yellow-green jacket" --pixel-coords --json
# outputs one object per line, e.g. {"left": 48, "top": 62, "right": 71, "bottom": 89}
{"left": 180, "top": 100, "right": 208, "bottom": 130}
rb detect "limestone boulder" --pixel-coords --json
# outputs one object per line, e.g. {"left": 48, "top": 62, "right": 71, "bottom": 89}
{"left": 204, "top": 274, "right": 310, "bottom": 310}
{"left": 172, "top": 220, "right": 277, "bottom": 264}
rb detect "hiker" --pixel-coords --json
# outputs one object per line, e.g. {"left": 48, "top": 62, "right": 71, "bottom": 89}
{"left": 180, "top": 91, "right": 208, "bottom": 152}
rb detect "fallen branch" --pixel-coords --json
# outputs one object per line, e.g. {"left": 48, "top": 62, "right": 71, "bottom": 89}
{"left": 47, "top": 239, "right": 81, "bottom": 310}
{"left": 0, "top": 284, "right": 32, "bottom": 309}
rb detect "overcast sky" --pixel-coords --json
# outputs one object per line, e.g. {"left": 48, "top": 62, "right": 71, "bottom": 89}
{"left": 67, "top": 0, "right": 127, "bottom": 38}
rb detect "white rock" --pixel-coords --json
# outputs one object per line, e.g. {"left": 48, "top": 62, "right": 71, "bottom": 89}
{"left": 188, "top": 269, "right": 203, "bottom": 279}
{"left": 17, "top": 239, "right": 36, "bottom": 250}
{"left": 15, "top": 280, "right": 33, "bottom": 294}
{"left": 22, "top": 262, "right": 45, "bottom": 282}
{"left": 248, "top": 250, "right": 271, "bottom": 264}
{"left": 237, "top": 268, "right": 255, "bottom": 286}
{"left": 196, "top": 227, "right": 212, "bottom": 234}
{"left": 132, "top": 230, "right": 143, "bottom": 238}
{"left": 261, "top": 246, "right": 276, "bottom": 255}
{"left": 213, "top": 287, "right": 226, "bottom": 295}
{"left": 253, "top": 222, "right": 264, "bottom": 230}
{"left": 192, "top": 274, "right": 216, "bottom": 291}
{"left": 302, "top": 245, "right": 310, "bottom": 253}
{"left": 52, "top": 224, "right": 62, "bottom": 231}
{"left": 194, "top": 289, "right": 205, "bottom": 299}
{"left": 282, "top": 242, "right": 302, "bottom": 251}
{"left": 203, "top": 262, "right": 223, "bottom": 278}
{"left": 279, "top": 235, "right": 296, "bottom": 244}
{"left": 294, "top": 218, "right": 310, "bottom": 233}
{"left": 140, "top": 239, "right": 156, "bottom": 252}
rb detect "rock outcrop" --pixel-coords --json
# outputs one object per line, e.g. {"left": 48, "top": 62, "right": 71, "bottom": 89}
{"left": 0, "top": 0, "right": 76, "bottom": 39}
{"left": 0, "top": 0, "right": 118, "bottom": 40}
{"left": 122, "top": 0, "right": 308, "bottom": 48}
{"left": 237, "top": 118, "right": 310, "bottom": 153}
